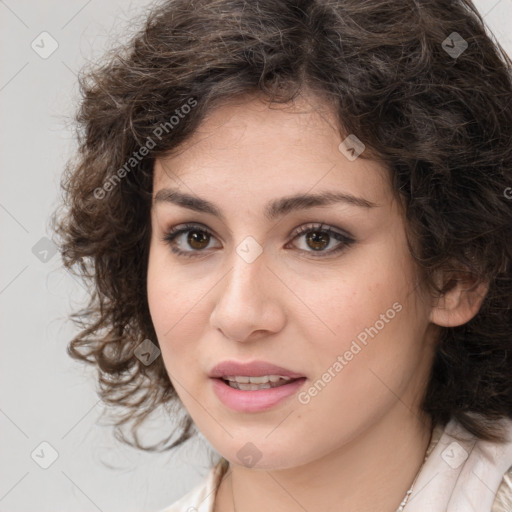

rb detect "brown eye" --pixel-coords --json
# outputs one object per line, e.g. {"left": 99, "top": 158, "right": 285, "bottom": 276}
{"left": 187, "top": 230, "right": 210, "bottom": 250}
{"left": 163, "top": 222, "right": 355, "bottom": 259}
{"left": 305, "top": 231, "right": 330, "bottom": 251}
{"left": 289, "top": 223, "right": 355, "bottom": 257}
{"left": 162, "top": 223, "right": 220, "bottom": 258}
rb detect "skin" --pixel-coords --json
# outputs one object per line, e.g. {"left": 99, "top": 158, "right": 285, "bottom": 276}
{"left": 146, "top": 92, "right": 488, "bottom": 512}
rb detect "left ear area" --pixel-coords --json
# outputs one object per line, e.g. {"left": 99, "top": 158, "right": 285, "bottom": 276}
{"left": 429, "top": 271, "right": 490, "bottom": 328}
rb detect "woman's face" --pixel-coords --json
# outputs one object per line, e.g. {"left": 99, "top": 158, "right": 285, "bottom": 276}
{"left": 147, "top": 94, "right": 437, "bottom": 469}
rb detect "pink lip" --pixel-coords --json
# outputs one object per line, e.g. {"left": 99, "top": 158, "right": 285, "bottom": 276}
{"left": 209, "top": 360, "right": 305, "bottom": 379}
{"left": 211, "top": 377, "right": 307, "bottom": 413}
{"left": 209, "top": 360, "right": 306, "bottom": 413}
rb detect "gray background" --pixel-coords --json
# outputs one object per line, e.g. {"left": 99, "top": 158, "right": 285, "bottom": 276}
{"left": 1, "top": 0, "right": 511, "bottom": 510}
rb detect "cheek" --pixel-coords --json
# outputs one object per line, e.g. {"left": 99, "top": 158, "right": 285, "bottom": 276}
{"left": 147, "top": 247, "right": 188, "bottom": 360}
{"left": 146, "top": 249, "right": 170, "bottom": 334}
{"left": 287, "top": 253, "right": 411, "bottom": 356}
{"left": 290, "top": 250, "right": 426, "bottom": 396}
{"left": 146, "top": 245, "right": 214, "bottom": 382}
{"left": 291, "top": 297, "right": 427, "bottom": 447}
{"left": 147, "top": 240, "right": 201, "bottom": 331}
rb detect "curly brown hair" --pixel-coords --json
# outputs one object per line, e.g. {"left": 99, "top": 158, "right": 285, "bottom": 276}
{"left": 52, "top": 0, "right": 512, "bottom": 450}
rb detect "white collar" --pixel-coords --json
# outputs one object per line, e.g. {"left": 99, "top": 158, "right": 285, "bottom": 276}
{"left": 407, "top": 417, "right": 512, "bottom": 511}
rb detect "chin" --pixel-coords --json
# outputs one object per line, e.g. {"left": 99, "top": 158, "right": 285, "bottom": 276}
{"left": 214, "top": 441, "right": 310, "bottom": 471}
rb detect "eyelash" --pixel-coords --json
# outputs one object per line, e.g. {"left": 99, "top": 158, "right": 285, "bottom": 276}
{"left": 161, "top": 222, "right": 355, "bottom": 259}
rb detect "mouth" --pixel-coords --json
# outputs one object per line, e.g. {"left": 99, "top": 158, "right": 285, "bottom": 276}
{"left": 209, "top": 359, "right": 305, "bottom": 380}
{"left": 219, "top": 375, "right": 302, "bottom": 391}
{"left": 208, "top": 360, "right": 307, "bottom": 411}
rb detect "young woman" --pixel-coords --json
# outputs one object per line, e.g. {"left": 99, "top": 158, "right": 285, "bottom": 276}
{"left": 53, "top": 1, "right": 512, "bottom": 510}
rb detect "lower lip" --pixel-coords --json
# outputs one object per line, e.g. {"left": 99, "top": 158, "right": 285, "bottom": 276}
{"left": 211, "top": 377, "right": 307, "bottom": 413}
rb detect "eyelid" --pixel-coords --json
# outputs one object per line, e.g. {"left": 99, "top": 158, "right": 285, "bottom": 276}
{"left": 289, "top": 222, "right": 353, "bottom": 241}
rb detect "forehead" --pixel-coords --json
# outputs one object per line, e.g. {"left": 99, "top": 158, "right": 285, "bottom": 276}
{"left": 152, "top": 94, "right": 393, "bottom": 208}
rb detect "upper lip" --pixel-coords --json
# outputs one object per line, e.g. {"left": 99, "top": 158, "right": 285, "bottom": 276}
{"left": 209, "top": 360, "right": 305, "bottom": 379}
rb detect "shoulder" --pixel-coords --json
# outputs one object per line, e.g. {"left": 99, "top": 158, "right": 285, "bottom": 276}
{"left": 416, "top": 416, "right": 512, "bottom": 512}
{"left": 493, "top": 465, "right": 512, "bottom": 512}
{"left": 156, "top": 460, "right": 228, "bottom": 512}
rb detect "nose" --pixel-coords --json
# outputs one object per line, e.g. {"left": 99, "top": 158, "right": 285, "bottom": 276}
{"left": 209, "top": 245, "right": 286, "bottom": 342}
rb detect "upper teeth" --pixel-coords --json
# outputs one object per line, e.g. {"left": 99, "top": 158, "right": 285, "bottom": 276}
{"left": 224, "top": 375, "right": 293, "bottom": 384}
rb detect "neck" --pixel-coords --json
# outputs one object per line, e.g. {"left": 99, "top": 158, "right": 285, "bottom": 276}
{"left": 215, "top": 408, "right": 433, "bottom": 512}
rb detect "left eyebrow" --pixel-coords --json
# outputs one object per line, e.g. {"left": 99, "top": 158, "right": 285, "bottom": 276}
{"left": 153, "top": 188, "right": 379, "bottom": 222}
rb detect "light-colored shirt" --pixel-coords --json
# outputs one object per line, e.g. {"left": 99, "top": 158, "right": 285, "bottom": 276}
{"left": 158, "top": 417, "right": 512, "bottom": 512}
